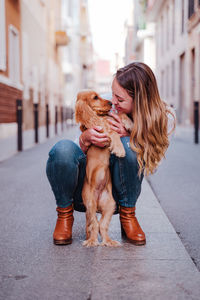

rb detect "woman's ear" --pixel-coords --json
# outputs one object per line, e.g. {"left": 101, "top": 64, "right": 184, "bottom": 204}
{"left": 75, "top": 99, "right": 101, "bottom": 128}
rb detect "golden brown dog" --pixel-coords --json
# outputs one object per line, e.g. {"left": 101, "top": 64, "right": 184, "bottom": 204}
{"left": 75, "top": 91, "right": 133, "bottom": 247}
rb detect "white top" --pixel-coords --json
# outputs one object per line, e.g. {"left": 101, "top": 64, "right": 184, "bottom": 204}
{"left": 166, "top": 106, "right": 176, "bottom": 136}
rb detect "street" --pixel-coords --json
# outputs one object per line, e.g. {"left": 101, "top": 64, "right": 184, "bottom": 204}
{"left": 148, "top": 129, "right": 200, "bottom": 271}
{"left": 1, "top": 0, "right": 200, "bottom": 298}
{"left": 0, "top": 126, "right": 200, "bottom": 299}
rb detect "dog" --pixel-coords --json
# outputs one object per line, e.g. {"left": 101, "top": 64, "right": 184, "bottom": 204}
{"left": 75, "top": 91, "right": 133, "bottom": 247}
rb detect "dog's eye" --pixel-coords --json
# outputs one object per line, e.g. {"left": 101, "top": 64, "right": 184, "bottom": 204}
{"left": 93, "top": 95, "right": 98, "bottom": 100}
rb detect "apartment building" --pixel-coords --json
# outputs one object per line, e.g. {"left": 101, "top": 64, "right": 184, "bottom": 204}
{"left": 21, "top": 0, "right": 67, "bottom": 145}
{"left": 0, "top": 0, "right": 69, "bottom": 160}
{"left": 0, "top": 0, "right": 22, "bottom": 139}
{"left": 124, "top": 0, "right": 156, "bottom": 72}
{"left": 146, "top": 0, "right": 200, "bottom": 125}
{"left": 61, "top": 0, "right": 94, "bottom": 112}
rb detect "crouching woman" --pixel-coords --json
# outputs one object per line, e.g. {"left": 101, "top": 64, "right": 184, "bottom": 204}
{"left": 46, "top": 62, "right": 176, "bottom": 246}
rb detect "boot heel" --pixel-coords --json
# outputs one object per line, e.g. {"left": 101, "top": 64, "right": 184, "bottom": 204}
{"left": 121, "top": 224, "right": 126, "bottom": 237}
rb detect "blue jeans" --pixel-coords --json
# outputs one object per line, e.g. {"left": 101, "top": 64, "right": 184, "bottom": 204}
{"left": 46, "top": 137, "right": 143, "bottom": 212}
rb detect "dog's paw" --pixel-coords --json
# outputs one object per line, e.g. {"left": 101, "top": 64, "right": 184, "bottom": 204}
{"left": 101, "top": 240, "right": 121, "bottom": 247}
{"left": 82, "top": 239, "right": 99, "bottom": 247}
{"left": 110, "top": 147, "right": 125, "bottom": 158}
{"left": 120, "top": 113, "right": 134, "bottom": 132}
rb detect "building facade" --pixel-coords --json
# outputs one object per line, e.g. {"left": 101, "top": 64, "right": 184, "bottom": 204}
{"left": 0, "top": 0, "right": 94, "bottom": 161}
{"left": 124, "top": 0, "right": 156, "bottom": 72}
{"left": 0, "top": 0, "right": 23, "bottom": 139}
{"left": 146, "top": 0, "right": 200, "bottom": 125}
{"left": 61, "top": 0, "right": 94, "bottom": 114}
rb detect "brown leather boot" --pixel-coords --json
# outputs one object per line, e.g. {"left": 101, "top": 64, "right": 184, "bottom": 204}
{"left": 53, "top": 205, "right": 74, "bottom": 245}
{"left": 119, "top": 206, "right": 146, "bottom": 245}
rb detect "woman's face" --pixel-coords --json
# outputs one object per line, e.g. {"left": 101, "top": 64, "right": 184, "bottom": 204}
{"left": 111, "top": 77, "right": 133, "bottom": 114}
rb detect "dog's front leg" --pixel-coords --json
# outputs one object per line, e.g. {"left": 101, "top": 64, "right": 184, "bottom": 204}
{"left": 82, "top": 185, "right": 99, "bottom": 247}
{"left": 99, "top": 188, "right": 121, "bottom": 247}
{"left": 108, "top": 132, "right": 125, "bottom": 157}
{"left": 83, "top": 210, "right": 99, "bottom": 247}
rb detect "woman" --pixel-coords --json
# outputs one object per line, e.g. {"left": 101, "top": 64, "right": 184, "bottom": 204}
{"left": 46, "top": 62, "right": 176, "bottom": 246}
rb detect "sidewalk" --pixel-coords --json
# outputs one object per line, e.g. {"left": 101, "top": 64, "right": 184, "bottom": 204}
{"left": 0, "top": 127, "right": 200, "bottom": 299}
{"left": 89, "top": 178, "right": 200, "bottom": 299}
{"left": 174, "top": 124, "right": 200, "bottom": 143}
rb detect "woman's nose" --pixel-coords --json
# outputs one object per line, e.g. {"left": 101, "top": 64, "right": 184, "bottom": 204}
{"left": 112, "top": 96, "right": 117, "bottom": 105}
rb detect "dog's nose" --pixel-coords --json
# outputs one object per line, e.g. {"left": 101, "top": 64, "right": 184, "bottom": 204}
{"left": 108, "top": 101, "right": 112, "bottom": 106}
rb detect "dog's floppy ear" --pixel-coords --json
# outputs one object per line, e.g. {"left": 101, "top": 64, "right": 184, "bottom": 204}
{"left": 75, "top": 99, "right": 102, "bottom": 129}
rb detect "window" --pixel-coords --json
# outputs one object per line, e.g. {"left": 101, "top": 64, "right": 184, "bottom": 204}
{"left": 171, "top": 60, "right": 175, "bottom": 96}
{"left": 161, "top": 15, "right": 164, "bottom": 55}
{"left": 188, "top": 0, "right": 195, "bottom": 18}
{"left": 68, "top": 0, "right": 73, "bottom": 18}
{"left": 181, "top": 0, "right": 185, "bottom": 33}
{"left": 22, "top": 31, "right": 30, "bottom": 99}
{"left": 0, "top": 0, "right": 6, "bottom": 71}
{"left": 166, "top": 65, "right": 169, "bottom": 98}
{"left": 172, "top": 0, "right": 175, "bottom": 44}
{"left": 161, "top": 70, "right": 165, "bottom": 98}
{"left": 166, "top": 6, "right": 169, "bottom": 50}
{"left": 9, "top": 25, "right": 20, "bottom": 83}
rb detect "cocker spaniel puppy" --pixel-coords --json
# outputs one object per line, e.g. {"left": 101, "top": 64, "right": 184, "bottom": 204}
{"left": 75, "top": 91, "right": 133, "bottom": 247}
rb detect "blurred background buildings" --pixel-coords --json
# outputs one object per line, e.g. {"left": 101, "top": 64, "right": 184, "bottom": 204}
{"left": 0, "top": 0, "right": 200, "bottom": 161}
{"left": 0, "top": 0, "right": 93, "bottom": 160}
{"left": 125, "top": 0, "right": 200, "bottom": 127}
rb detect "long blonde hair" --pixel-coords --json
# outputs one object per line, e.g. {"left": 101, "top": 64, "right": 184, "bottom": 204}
{"left": 116, "top": 62, "right": 176, "bottom": 176}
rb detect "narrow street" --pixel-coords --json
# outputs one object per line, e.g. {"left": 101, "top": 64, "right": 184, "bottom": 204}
{"left": 0, "top": 126, "right": 200, "bottom": 300}
{"left": 1, "top": 0, "right": 200, "bottom": 298}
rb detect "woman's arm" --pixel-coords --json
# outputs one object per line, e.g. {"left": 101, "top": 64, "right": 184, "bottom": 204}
{"left": 107, "top": 112, "right": 130, "bottom": 137}
{"left": 79, "top": 126, "right": 110, "bottom": 153}
{"left": 79, "top": 135, "right": 90, "bottom": 153}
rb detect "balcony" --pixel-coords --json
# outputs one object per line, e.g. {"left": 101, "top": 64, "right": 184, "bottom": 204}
{"left": 145, "top": 0, "right": 165, "bottom": 21}
{"left": 187, "top": 6, "right": 200, "bottom": 32}
{"left": 55, "top": 31, "right": 69, "bottom": 46}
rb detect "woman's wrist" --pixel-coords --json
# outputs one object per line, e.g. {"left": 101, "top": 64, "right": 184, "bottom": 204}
{"left": 79, "top": 134, "right": 91, "bottom": 153}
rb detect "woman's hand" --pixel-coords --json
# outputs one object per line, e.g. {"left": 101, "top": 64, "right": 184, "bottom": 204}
{"left": 80, "top": 126, "right": 110, "bottom": 152}
{"left": 107, "top": 112, "right": 130, "bottom": 137}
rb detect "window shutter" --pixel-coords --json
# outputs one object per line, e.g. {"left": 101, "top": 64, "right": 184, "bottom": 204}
{"left": 0, "top": 0, "right": 6, "bottom": 71}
